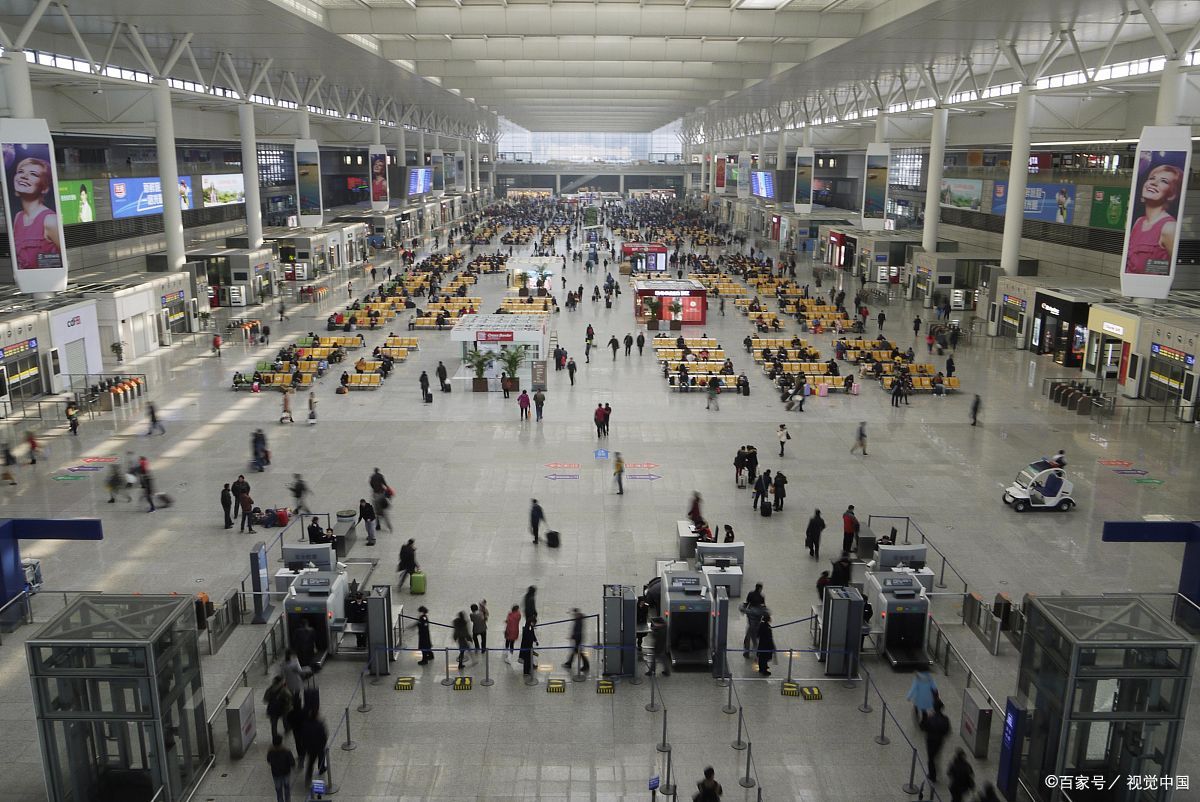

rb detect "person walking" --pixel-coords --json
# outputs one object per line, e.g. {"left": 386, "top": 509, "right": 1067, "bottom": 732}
{"left": 2, "top": 443, "right": 17, "bottom": 486}
{"left": 919, "top": 700, "right": 952, "bottom": 785}
{"left": 263, "top": 675, "right": 294, "bottom": 740}
{"left": 533, "top": 389, "right": 546, "bottom": 421}
{"left": 529, "top": 500, "right": 546, "bottom": 544}
{"left": 238, "top": 486, "right": 256, "bottom": 533}
{"left": 777, "top": 424, "right": 790, "bottom": 457}
{"left": 593, "top": 403, "right": 606, "bottom": 437}
{"left": 563, "top": 607, "right": 590, "bottom": 673}
{"left": 266, "top": 734, "right": 296, "bottom": 802}
{"left": 694, "top": 767, "right": 723, "bottom": 801}
{"left": 601, "top": 403, "right": 612, "bottom": 435}
{"left": 419, "top": 370, "right": 430, "bottom": 400}
{"left": 851, "top": 420, "right": 868, "bottom": 455}
{"left": 647, "top": 616, "right": 671, "bottom": 676}
{"left": 742, "top": 583, "right": 766, "bottom": 658}
{"left": 907, "top": 670, "right": 940, "bottom": 718}
{"left": 752, "top": 469, "right": 772, "bottom": 511}
{"left": 288, "top": 473, "right": 311, "bottom": 516}
{"left": 772, "top": 471, "right": 788, "bottom": 511}
{"left": 220, "top": 483, "right": 234, "bottom": 528}
{"left": 706, "top": 375, "right": 721, "bottom": 410}
{"left": 211, "top": 333, "right": 222, "bottom": 357}
{"left": 949, "top": 327, "right": 960, "bottom": 351}
{"left": 842, "top": 504, "right": 859, "bottom": 554}
{"left": 470, "top": 602, "right": 488, "bottom": 653}
{"left": 756, "top": 613, "right": 776, "bottom": 675}
{"left": 805, "top": 509, "right": 825, "bottom": 559}
{"left": 435, "top": 361, "right": 448, "bottom": 392}
{"left": 397, "top": 539, "right": 418, "bottom": 588}
{"left": 278, "top": 300, "right": 288, "bottom": 322}
{"left": 517, "top": 390, "right": 530, "bottom": 420}
{"left": 504, "top": 605, "right": 521, "bottom": 661}
{"left": 518, "top": 617, "right": 538, "bottom": 677}
{"left": 891, "top": 378, "right": 904, "bottom": 407}
{"left": 970, "top": 394, "right": 981, "bottom": 426}
{"left": 280, "top": 390, "right": 294, "bottom": 423}
{"left": 307, "top": 392, "right": 318, "bottom": 424}
{"left": 452, "top": 610, "right": 472, "bottom": 668}
{"left": 946, "top": 748, "right": 975, "bottom": 802}
{"left": 608, "top": 335, "right": 619, "bottom": 361}
{"left": 635, "top": 332, "right": 645, "bottom": 355}
{"left": 877, "top": 310, "right": 886, "bottom": 333}
{"left": 373, "top": 487, "right": 393, "bottom": 533}
{"left": 946, "top": 355, "right": 956, "bottom": 378}
{"left": 623, "top": 333, "right": 634, "bottom": 357}
{"left": 416, "top": 606, "right": 434, "bottom": 665}
{"left": 913, "top": 316, "right": 922, "bottom": 338}
{"left": 65, "top": 402, "right": 79, "bottom": 435}
{"left": 298, "top": 708, "right": 328, "bottom": 791}
{"left": 584, "top": 338, "right": 591, "bottom": 363}
{"left": 522, "top": 585, "right": 538, "bottom": 623}
{"left": 146, "top": 402, "right": 165, "bottom": 436}
{"left": 613, "top": 451, "right": 625, "bottom": 495}
{"left": 357, "top": 498, "right": 377, "bottom": 546}
{"left": 107, "top": 464, "right": 130, "bottom": 502}
{"left": 566, "top": 357, "right": 577, "bottom": 385}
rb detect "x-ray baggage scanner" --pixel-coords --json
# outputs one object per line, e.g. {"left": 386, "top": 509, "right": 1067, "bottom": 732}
{"left": 660, "top": 567, "right": 714, "bottom": 668}
{"left": 285, "top": 571, "right": 349, "bottom": 662}
{"left": 865, "top": 572, "right": 930, "bottom": 669}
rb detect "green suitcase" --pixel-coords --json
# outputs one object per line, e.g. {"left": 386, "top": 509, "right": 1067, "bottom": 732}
{"left": 409, "top": 570, "right": 426, "bottom": 595}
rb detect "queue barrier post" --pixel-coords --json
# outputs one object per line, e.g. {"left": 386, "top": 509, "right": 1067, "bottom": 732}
{"left": 656, "top": 706, "right": 671, "bottom": 753}
{"left": 660, "top": 750, "right": 676, "bottom": 797}
{"left": 731, "top": 707, "right": 747, "bottom": 751}
{"left": 902, "top": 746, "right": 921, "bottom": 795}
{"left": 738, "top": 741, "right": 756, "bottom": 789}
{"left": 858, "top": 674, "right": 873, "bottom": 714}
{"left": 875, "top": 702, "right": 891, "bottom": 746}
{"left": 786, "top": 649, "right": 794, "bottom": 683}
{"left": 322, "top": 747, "right": 339, "bottom": 795}
{"left": 481, "top": 649, "right": 494, "bottom": 686}
{"left": 357, "top": 672, "right": 372, "bottom": 713}
{"left": 440, "top": 649, "right": 454, "bottom": 687}
{"left": 340, "top": 706, "right": 357, "bottom": 751}
{"left": 646, "top": 674, "right": 661, "bottom": 712}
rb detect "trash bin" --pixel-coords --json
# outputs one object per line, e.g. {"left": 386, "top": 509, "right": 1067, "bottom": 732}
{"left": 225, "top": 686, "right": 257, "bottom": 759}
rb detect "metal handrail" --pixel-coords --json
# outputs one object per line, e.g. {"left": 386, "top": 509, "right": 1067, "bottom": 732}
{"left": 204, "top": 611, "right": 288, "bottom": 727}
{"left": 926, "top": 614, "right": 1004, "bottom": 712}
{"left": 0, "top": 590, "right": 32, "bottom": 646}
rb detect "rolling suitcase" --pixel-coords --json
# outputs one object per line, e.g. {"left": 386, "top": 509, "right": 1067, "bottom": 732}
{"left": 545, "top": 530, "right": 561, "bottom": 548}
{"left": 274, "top": 508, "right": 290, "bottom": 527}
{"left": 409, "top": 570, "right": 426, "bottom": 594}
{"left": 759, "top": 502, "right": 773, "bottom": 518}
{"left": 736, "top": 471, "right": 747, "bottom": 489}
{"left": 424, "top": 391, "right": 433, "bottom": 404}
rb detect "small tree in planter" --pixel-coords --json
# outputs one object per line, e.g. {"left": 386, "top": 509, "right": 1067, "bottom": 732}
{"left": 110, "top": 341, "right": 125, "bottom": 363}
{"left": 462, "top": 348, "right": 495, "bottom": 392}
{"left": 495, "top": 346, "right": 527, "bottom": 392}
{"left": 669, "top": 300, "right": 683, "bottom": 331}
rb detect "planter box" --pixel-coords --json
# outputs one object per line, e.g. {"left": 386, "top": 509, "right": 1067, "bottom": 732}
{"left": 518, "top": 288, "right": 530, "bottom": 297}
{"left": 537, "top": 288, "right": 547, "bottom": 297}
{"left": 472, "top": 377, "right": 489, "bottom": 392}
{"left": 669, "top": 320, "right": 683, "bottom": 331}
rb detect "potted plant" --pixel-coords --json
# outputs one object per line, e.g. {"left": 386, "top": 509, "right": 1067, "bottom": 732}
{"left": 462, "top": 348, "right": 494, "bottom": 392}
{"left": 110, "top": 341, "right": 125, "bottom": 363}
{"left": 669, "top": 301, "right": 683, "bottom": 331}
{"left": 495, "top": 346, "right": 526, "bottom": 391}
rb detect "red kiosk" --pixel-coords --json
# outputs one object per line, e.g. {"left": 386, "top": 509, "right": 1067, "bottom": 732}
{"left": 621, "top": 242, "right": 670, "bottom": 273}
{"left": 634, "top": 279, "right": 708, "bottom": 328}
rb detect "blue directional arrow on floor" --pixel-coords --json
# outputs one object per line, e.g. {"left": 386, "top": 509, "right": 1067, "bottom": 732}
{"left": 1113, "top": 469, "right": 1149, "bottom": 476}
{"left": 545, "top": 473, "right": 580, "bottom": 480}
{"left": 593, "top": 449, "right": 609, "bottom": 459}
{"left": 68, "top": 466, "right": 103, "bottom": 472}
{"left": 627, "top": 473, "right": 662, "bottom": 481}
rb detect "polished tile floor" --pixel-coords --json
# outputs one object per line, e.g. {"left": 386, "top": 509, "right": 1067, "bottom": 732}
{"left": 0, "top": 224, "right": 1195, "bottom": 802}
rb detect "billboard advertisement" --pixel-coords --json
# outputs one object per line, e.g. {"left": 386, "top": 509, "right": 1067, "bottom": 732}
{"left": 736, "top": 151, "right": 751, "bottom": 199}
{"left": 201, "top": 173, "right": 245, "bottom": 207}
{"left": 714, "top": 153, "right": 727, "bottom": 192}
{"left": 58, "top": 178, "right": 96, "bottom": 224}
{"left": 0, "top": 120, "right": 68, "bottom": 293}
{"left": 406, "top": 166, "right": 433, "bottom": 197}
{"left": 861, "top": 143, "right": 889, "bottom": 230}
{"left": 793, "top": 147, "right": 814, "bottom": 213}
{"left": 369, "top": 145, "right": 388, "bottom": 210}
{"left": 453, "top": 150, "right": 467, "bottom": 193}
{"left": 1120, "top": 126, "right": 1192, "bottom": 299}
{"left": 1088, "top": 185, "right": 1131, "bottom": 231}
{"left": 991, "top": 181, "right": 1075, "bottom": 223}
{"left": 294, "top": 139, "right": 322, "bottom": 227}
{"left": 750, "top": 171, "right": 775, "bottom": 200}
{"left": 430, "top": 150, "right": 445, "bottom": 193}
{"left": 938, "top": 178, "right": 983, "bottom": 211}
{"left": 109, "top": 175, "right": 193, "bottom": 219}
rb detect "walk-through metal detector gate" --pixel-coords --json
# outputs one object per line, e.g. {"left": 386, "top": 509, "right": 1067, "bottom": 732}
{"left": 710, "top": 586, "right": 729, "bottom": 678}
{"left": 602, "top": 584, "right": 636, "bottom": 676}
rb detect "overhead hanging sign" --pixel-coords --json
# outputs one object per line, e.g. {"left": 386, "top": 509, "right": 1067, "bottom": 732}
{"left": 736, "top": 151, "right": 751, "bottom": 199}
{"left": 369, "top": 145, "right": 388, "bottom": 211}
{"left": 430, "top": 149, "right": 445, "bottom": 194}
{"left": 714, "top": 153, "right": 727, "bottom": 193}
{"left": 294, "top": 139, "right": 323, "bottom": 227}
{"left": 793, "top": 147, "right": 814, "bottom": 214}
{"left": 1, "top": 119, "right": 69, "bottom": 294}
{"left": 861, "top": 143, "right": 889, "bottom": 230}
{"left": 1120, "top": 126, "right": 1191, "bottom": 300}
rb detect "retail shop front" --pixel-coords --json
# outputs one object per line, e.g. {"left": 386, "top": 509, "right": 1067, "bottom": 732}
{"left": 1137, "top": 315, "right": 1200, "bottom": 417}
{"left": 1085, "top": 304, "right": 1141, "bottom": 396}
{"left": 1031, "top": 291, "right": 1091, "bottom": 368}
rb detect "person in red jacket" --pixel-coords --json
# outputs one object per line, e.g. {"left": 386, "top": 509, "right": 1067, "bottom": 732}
{"left": 842, "top": 504, "right": 859, "bottom": 554}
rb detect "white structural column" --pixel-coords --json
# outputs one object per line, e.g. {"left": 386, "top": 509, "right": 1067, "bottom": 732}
{"left": 921, "top": 106, "right": 949, "bottom": 253}
{"left": 473, "top": 141, "right": 481, "bottom": 192}
{"left": 153, "top": 79, "right": 186, "bottom": 270}
{"left": 999, "top": 85, "right": 1036, "bottom": 277}
{"left": 802, "top": 126, "right": 813, "bottom": 148}
{"left": 775, "top": 132, "right": 786, "bottom": 170}
{"left": 874, "top": 112, "right": 889, "bottom": 144}
{"left": 397, "top": 127, "right": 407, "bottom": 166}
{"left": 1155, "top": 58, "right": 1185, "bottom": 125}
{"left": 619, "top": 173, "right": 625, "bottom": 194}
{"left": 372, "top": 120, "right": 381, "bottom": 146}
{"left": 239, "top": 103, "right": 263, "bottom": 248}
{"left": 297, "top": 108, "right": 311, "bottom": 139}
{"left": 418, "top": 131, "right": 425, "bottom": 165}
{"left": 2, "top": 49, "right": 34, "bottom": 118}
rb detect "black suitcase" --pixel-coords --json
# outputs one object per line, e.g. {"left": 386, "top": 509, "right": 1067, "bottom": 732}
{"left": 424, "top": 392, "right": 433, "bottom": 403}
{"left": 759, "top": 503, "right": 773, "bottom": 518}
{"left": 545, "top": 530, "right": 561, "bottom": 548}
{"left": 741, "top": 385, "right": 750, "bottom": 397}
{"left": 302, "top": 685, "right": 320, "bottom": 712}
